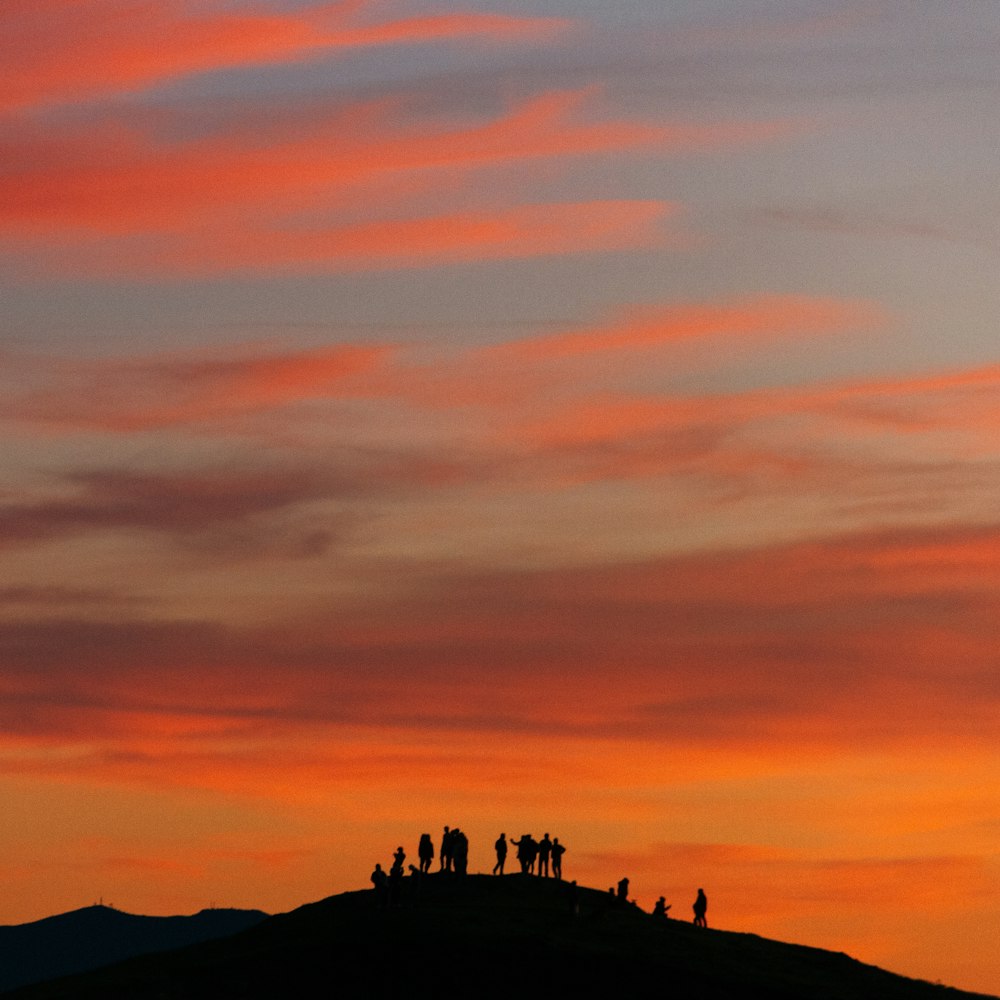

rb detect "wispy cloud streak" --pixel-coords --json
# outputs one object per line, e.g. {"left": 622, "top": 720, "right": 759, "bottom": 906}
{"left": 1, "top": 521, "right": 997, "bottom": 763}
{"left": 1, "top": 0, "right": 567, "bottom": 113}
{"left": 484, "top": 294, "right": 884, "bottom": 361}
{"left": 3, "top": 84, "right": 738, "bottom": 273}
{"left": 6, "top": 344, "right": 387, "bottom": 430}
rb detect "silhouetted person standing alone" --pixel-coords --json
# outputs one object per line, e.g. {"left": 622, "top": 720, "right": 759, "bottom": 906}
{"left": 440, "top": 826, "right": 452, "bottom": 871}
{"left": 452, "top": 828, "right": 469, "bottom": 875}
{"left": 417, "top": 833, "right": 434, "bottom": 873}
{"left": 551, "top": 837, "right": 566, "bottom": 879}
{"left": 537, "top": 833, "right": 552, "bottom": 877}
{"left": 693, "top": 888, "right": 708, "bottom": 927}
{"left": 493, "top": 833, "right": 508, "bottom": 875}
{"left": 617, "top": 877, "right": 629, "bottom": 901}
{"left": 370, "top": 864, "right": 388, "bottom": 908}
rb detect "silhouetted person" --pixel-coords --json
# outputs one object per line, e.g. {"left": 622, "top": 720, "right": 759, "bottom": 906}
{"left": 513, "top": 834, "right": 535, "bottom": 874}
{"left": 440, "top": 826, "right": 452, "bottom": 871}
{"left": 537, "top": 833, "right": 553, "bottom": 877}
{"left": 418, "top": 833, "right": 434, "bottom": 874}
{"left": 391, "top": 846, "right": 406, "bottom": 876}
{"left": 693, "top": 888, "right": 708, "bottom": 927}
{"left": 493, "top": 833, "right": 508, "bottom": 875}
{"left": 526, "top": 835, "right": 539, "bottom": 873}
{"left": 617, "top": 877, "right": 629, "bottom": 901}
{"left": 551, "top": 837, "right": 565, "bottom": 879}
{"left": 370, "top": 863, "right": 388, "bottom": 908}
{"left": 452, "top": 828, "right": 469, "bottom": 875}
{"left": 653, "top": 896, "right": 671, "bottom": 918}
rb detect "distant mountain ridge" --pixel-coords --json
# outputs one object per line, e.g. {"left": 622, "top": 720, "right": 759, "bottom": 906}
{"left": 0, "top": 904, "right": 268, "bottom": 994}
{"left": 2, "top": 876, "right": 996, "bottom": 999}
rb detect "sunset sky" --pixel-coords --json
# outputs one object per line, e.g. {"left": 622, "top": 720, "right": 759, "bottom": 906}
{"left": 3, "top": 0, "right": 1000, "bottom": 993}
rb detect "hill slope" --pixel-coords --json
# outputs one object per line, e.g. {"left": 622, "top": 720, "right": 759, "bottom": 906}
{"left": 0, "top": 905, "right": 268, "bottom": 994}
{"left": 3, "top": 875, "right": 995, "bottom": 1000}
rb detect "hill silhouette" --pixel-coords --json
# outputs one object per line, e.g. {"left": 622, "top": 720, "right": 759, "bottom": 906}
{"left": 0, "top": 905, "right": 267, "bottom": 994}
{"left": 3, "top": 875, "right": 995, "bottom": 1000}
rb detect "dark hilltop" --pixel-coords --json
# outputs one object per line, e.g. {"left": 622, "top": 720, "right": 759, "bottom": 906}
{"left": 0, "top": 905, "right": 267, "bottom": 995}
{"left": 2, "top": 874, "right": 996, "bottom": 1000}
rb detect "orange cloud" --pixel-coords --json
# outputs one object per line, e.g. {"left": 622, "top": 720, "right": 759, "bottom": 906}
{"left": 2, "top": 292, "right": 862, "bottom": 434}
{"left": 498, "top": 355, "right": 1000, "bottom": 491}
{"left": 487, "top": 294, "right": 884, "bottom": 361}
{"left": 10, "top": 343, "right": 387, "bottom": 430}
{"left": 5, "top": 84, "right": 706, "bottom": 274}
{"left": 802, "top": 364, "right": 1000, "bottom": 440}
{"left": 1, "top": 89, "right": 771, "bottom": 238}
{"left": 1, "top": 522, "right": 997, "bottom": 766}
{"left": 1, "top": 0, "right": 567, "bottom": 113}
{"left": 5, "top": 313, "right": 997, "bottom": 533}
{"left": 136, "top": 199, "right": 673, "bottom": 276}
{"left": 0, "top": 516, "right": 997, "bottom": 990}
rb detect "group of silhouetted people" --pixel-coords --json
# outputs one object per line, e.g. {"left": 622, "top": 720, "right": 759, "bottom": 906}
{"left": 371, "top": 826, "right": 568, "bottom": 899}
{"left": 370, "top": 841, "right": 424, "bottom": 907}
{"left": 498, "top": 832, "right": 566, "bottom": 878}
{"left": 369, "top": 829, "right": 708, "bottom": 924}
{"left": 437, "top": 826, "right": 469, "bottom": 874}
{"left": 652, "top": 887, "right": 707, "bottom": 926}
{"left": 612, "top": 880, "right": 706, "bottom": 926}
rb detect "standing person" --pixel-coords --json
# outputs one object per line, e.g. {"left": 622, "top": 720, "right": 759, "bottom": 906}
{"left": 525, "top": 835, "right": 539, "bottom": 874}
{"left": 418, "top": 833, "right": 434, "bottom": 874}
{"left": 537, "top": 833, "right": 553, "bottom": 877}
{"left": 693, "top": 888, "right": 708, "bottom": 927}
{"left": 440, "top": 826, "right": 452, "bottom": 871}
{"left": 370, "top": 864, "right": 388, "bottom": 908}
{"left": 551, "top": 837, "right": 566, "bottom": 880}
{"left": 617, "top": 877, "right": 629, "bottom": 901}
{"left": 452, "top": 828, "right": 469, "bottom": 875}
{"left": 493, "top": 833, "right": 508, "bottom": 875}
{"left": 513, "top": 834, "right": 534, "bottom": 874}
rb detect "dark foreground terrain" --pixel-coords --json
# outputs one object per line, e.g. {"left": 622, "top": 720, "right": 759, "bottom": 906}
{"left": 0, "top": 906, "right": 267, "bottom": 994}
{"left": 3, "top": 875, "right": 995, "bottom": 1000}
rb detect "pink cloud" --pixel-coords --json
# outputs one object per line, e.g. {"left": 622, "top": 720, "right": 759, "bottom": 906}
{"left": 498, "top": 356, "right": 1000, "bottom": 489}
{"left": 0, "top": 521, "right": 997, "bottom": 775}
{"left": 122, "top": 199, "right": 674, "bottom": 276}
{"left": 4, "top": 85, "right": 711, "bottom": 274}
{"left": 802, "top": 364, "right": 1000, "bottom": 438}
{"left": 0, "top": 89, "right": 776, "bottom": 239}
{"left": 10, "top": 343, "right": 387, "bottom": 430}
{"left": 485, "top": 294, "right": 885, "bottom": 361}
{"left": 1, "top": 0, "right": 567, "bottom": 113}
